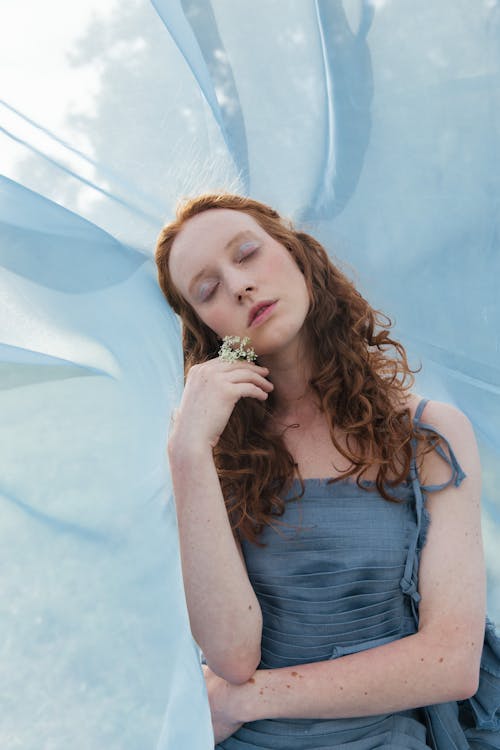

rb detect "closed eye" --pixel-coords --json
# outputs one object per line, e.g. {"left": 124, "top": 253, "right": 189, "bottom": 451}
{"left": 201, "top": 282, "right": 218, "bottom": 301}
{"left": 200, "top": 243, "right": 258, "bottom": 300}
{"left": 237, "top": 243, "right": 259, "bottom": 263}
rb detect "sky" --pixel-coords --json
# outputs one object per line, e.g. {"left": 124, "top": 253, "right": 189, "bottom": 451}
{"left": 2, "top": 0, "right": 119, "bottom": 175}
{"left": 1, "top": 0, "right": 238, "bottom": 247}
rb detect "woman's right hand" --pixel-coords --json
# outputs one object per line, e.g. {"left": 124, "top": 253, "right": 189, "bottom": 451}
{"left": 168, "top": 359, "right": 273, "bottom": 453}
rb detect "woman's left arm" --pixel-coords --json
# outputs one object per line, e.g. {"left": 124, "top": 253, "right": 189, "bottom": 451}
{"left": 209, "top": 402, "right": 486, "bottom": 728}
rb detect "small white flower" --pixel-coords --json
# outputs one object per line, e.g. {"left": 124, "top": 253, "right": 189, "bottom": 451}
{"left": 218, "top": 335, "right": 257, "bottom": 363}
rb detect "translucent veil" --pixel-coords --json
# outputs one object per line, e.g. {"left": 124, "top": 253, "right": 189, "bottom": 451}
{"left": 1, "top": 1, "right": 499, "bottom": 748}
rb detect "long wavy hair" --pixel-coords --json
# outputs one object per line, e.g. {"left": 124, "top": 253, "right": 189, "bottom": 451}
{"left": 155, "top": 193, "right": 439, "bottom": 547}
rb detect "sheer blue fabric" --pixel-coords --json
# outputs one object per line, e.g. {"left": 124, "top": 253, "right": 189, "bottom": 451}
{"left": 1, "top": 1, "right": 499, "bottom": 748}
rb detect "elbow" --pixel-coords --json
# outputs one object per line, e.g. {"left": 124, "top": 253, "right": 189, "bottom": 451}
{"left": 222, "top": 612, "right": 263, "bottom": 684}
{"left": 419, "top": 622, "right": 483, "bottom": 702}
{"left": 453, "top": 660, "right": 480, "bottom": 701}
{"left": 199, "top": 609, "right": 263, "bottom": 684}
{"left": 204, "top": 621, "right": 263, "bottom": 685}
{"left": 225, "top": 641, "right": 262, "bottom": 685}
{"left": 452, "top": 634, "right": 482, "bottom": 700}
{"left": 440, "top": 649, "right": 481, "bottom": 701}
{"left": 211, "top": 646, "right": 262, "bottom": 685}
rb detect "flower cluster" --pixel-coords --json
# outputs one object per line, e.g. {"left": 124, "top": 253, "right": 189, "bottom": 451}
{"left": 218, "top": 335, "right": 257, "bottom": 363}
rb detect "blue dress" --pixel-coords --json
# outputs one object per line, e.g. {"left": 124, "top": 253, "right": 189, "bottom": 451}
{"left": 213, "top": 398, "right": 500, "bottom": 749}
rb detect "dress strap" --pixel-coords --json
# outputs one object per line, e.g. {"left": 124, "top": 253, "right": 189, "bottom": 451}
{"left": 400, "top": 397, "right": 467, "bottom": 623}
{"left": 413, "top": 396, "right": 429, "bottom": 423}
{"left": 411, "top": 397, "right": 467, "bottom": 492}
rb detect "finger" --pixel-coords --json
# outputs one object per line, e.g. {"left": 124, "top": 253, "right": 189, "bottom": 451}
{"left": 227, "top": 371, "right": 274, "bottom": 390}
{"left": 214, "top": 359, "right": 269, "bottom": 373}
{"left": 232, "top": 383, "right": 271, "bottom": 401}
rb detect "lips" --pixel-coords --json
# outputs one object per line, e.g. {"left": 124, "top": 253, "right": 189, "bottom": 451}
{"left": 248, "top": 300, "right": 277, "bottom": 326}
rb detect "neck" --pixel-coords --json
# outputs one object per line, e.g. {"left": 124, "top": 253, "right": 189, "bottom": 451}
{"left": 259, "top": 343, "right": 319, "bottom": 420}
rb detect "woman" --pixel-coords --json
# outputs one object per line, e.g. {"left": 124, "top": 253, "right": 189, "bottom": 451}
{"left": 155, "top": 193, "right": 500, "bottom": 749}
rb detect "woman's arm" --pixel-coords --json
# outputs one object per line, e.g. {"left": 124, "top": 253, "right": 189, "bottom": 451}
{"left": 221, "top": 402, "right": 485, "bottom": 721}
{"left": 170, "top": 444, "right": 262, "bottom": 685}
{"left": 169, "top": 359, "right": 273, "bottom": 685}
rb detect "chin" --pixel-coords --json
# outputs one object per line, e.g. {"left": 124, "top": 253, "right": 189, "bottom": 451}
{"left": 257, "top": 333, "right": 304, "bottom": 358}
{"left": 250, "top": 311, "right": 308, "bottom": 354}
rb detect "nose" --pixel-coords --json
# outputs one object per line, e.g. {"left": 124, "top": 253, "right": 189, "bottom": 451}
{"left": 224, "top": 264, "right": 255, "bottom": 301}
{"left": 237, "top": 284, "right": 254, "bottom": 301}
{"left": 227, "top": 270, "right": 254, "bottom": 300}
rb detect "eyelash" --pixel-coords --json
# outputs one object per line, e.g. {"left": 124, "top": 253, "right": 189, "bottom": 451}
{"left": 201, "top": 246, "right": 258, "bottom": 301}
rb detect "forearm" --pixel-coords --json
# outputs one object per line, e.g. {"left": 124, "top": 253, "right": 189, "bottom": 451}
{"left": 169, "top": 442, "right": 262, "bottom": 684}
{"left": 233, "top": 629, "right": 478, "bottom": 722}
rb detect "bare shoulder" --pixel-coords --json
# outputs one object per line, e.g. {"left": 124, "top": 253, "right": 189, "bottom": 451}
{"left": 409, "top": 395, "right": 480, "bottom": 492}
{"left": 396, "top": 392, "right": 476, "bottom": 485}
{"left": 403, "top": 392, "right": 470, "bottom": 428}
{"left": 414, "top": 397, "right": 473, "bottom": 431}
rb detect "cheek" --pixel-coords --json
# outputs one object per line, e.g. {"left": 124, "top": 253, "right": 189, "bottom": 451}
{"left": 266, "top": 252, "right": 290, "bottom": 277}
{"left": 272, "top": 254, "right": 308, "bottom": 302}
{"left": 198, "top": 307, "right": 227, "bottom": 339}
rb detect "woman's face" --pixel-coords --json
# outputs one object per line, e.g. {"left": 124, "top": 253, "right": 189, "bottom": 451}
{"left": 168, "top": 208, "right": 310, "bottom": 358}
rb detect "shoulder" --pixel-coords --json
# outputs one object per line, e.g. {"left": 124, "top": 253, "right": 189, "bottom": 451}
{"left": 414, "top": 397, "right": 472, "bottom": 432}
{"left": 404, "top": 392, "right": 471, "bottom": 430}
{"left": 406, "top": 395, "right": 479, "bottom": 489}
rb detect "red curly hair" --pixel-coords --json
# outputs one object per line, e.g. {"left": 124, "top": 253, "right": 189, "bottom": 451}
{"left": 155, "top": 193, "right": 438, "bottom": 547}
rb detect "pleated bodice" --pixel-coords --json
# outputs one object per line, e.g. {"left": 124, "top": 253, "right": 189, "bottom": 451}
{"left": 244, "top": 478, "right": 419, "bottom": 669}
{"left": 213, "top": 399, "right": 500, "bottom": 749}
{"left": 216, "top": 478, "right": 430, "bottom": 749}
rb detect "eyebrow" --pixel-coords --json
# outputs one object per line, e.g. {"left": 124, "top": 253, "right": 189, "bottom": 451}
{"left": 187, "top": 230, "right": 256, "bottom": 295}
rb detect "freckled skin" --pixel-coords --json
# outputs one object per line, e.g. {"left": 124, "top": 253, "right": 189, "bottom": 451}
{"left": 248, "top": 677, "right": 255, "bottom": 683}
{"left": 168, "top": 208, "right": 310, "bottom": 358}
{"left": 248, "top": 605, "right": 252, "bottom": 610}
{"left": 286, "top": 685, "right": 291, "bottom": 688}
{"left": 291, "top": 671, "right": 298, "bottom": 677}
{"left": 438, "top": 657, "right": 444, "bottom": 663}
